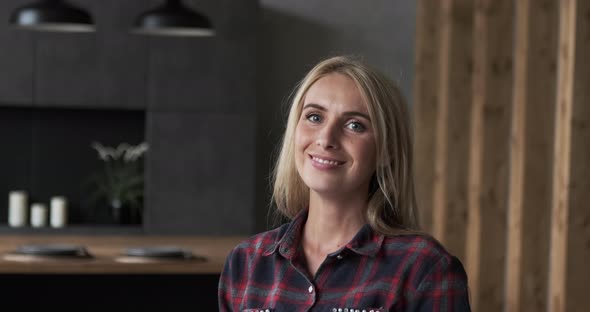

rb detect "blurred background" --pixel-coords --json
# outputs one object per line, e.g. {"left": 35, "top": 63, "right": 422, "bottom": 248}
{"left": 0, "top": 0, "right": 588, "bottom": 311}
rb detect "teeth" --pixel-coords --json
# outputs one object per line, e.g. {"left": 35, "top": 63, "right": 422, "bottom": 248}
{"left": 312, "top": 156, "right": 340, "bottom": 166}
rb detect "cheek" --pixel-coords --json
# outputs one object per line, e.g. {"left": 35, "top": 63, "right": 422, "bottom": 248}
{"left": 355, "top": 139, "right": 377, "bottom": 172}
{"left": 294, "top": 123, "right": 312, "bottom": 150}
{"left": 294, "top": 123, "right": 308, "bottom": 166}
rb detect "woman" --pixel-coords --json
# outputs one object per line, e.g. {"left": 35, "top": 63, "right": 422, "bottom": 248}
{"left": 219, "top": 56, "right": 471, "bottom": 311}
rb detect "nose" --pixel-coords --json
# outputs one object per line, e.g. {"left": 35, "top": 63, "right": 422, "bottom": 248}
{"left": 316, "top": 121, "right": 340, "bottom": 149}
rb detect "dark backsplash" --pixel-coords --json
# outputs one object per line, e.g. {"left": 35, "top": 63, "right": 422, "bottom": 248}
{"left": 0, "top": 107, "right": 145, "bottom": 224}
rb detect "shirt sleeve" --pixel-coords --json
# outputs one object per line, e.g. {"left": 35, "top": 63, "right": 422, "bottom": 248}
{"left": 218, "top": 248, "right": 236, "bottom": 312}
{"left": 407, "top": 255, "right": 472, "bottom": 311}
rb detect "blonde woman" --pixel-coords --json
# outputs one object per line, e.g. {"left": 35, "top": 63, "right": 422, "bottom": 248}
{"left": 219, "top": 56, "right": 471, "bottom": 311}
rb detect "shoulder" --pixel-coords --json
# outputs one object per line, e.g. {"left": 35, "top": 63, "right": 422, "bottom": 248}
{"left": 380, "top": 233, "right": 470, "bottom": 308}
{"left": 382, "top": 232, "right": 453, "bottom": 259}
{"left": 381, "top": 232, "right": 467, "bottom": 279}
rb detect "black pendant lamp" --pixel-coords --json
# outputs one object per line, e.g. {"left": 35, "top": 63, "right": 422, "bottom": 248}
{"left": 132, "top": 0, "right": 214, "bottom": 37}
{"left": 9, "top": 0, "right": 95, "bottom": 32}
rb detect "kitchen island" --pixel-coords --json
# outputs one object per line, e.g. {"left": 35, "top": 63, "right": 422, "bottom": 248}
{"left": 0, "top": 235, "right": 246, "bottom": 274}
{"left": 0, "top": 235, "right": 247, "bottom": 310}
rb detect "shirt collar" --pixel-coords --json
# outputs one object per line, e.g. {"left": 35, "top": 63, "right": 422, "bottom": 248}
{"left": 263, "top": 209, "right": 384, "bottom": 258}
{"left": 345, "top": 223, "right": 384, "bottom": 257}
{"left": 262, "top": 209, "right": 307, "bottom": 258}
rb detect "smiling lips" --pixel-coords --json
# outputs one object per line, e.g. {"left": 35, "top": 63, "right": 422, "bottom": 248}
{"left": 310, "top": 154, "right": 345, "bottom": 169}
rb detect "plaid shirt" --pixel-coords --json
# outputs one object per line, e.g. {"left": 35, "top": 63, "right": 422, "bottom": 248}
{"left": 219, "top": 210, "right": 471, "bottom": 311}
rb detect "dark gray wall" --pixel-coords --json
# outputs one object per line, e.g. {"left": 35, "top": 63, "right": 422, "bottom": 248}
{"left": 255, "top": 0, "right": 417, "bottom": 231}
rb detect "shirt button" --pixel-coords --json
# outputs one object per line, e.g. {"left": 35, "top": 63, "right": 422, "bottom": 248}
{"left": 308, "top": 285, "right": 314, "bottom": 293}
{"left": 336, "top": 254, "right": 343, "bottom": 260}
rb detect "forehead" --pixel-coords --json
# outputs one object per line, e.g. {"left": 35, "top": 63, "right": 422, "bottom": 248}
{"left": 303, "top": 73, "right": 368, "bottom": 113}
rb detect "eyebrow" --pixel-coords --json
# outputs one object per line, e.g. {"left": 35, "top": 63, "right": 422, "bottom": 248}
{"left": 302, "top": 103, "right": 371, "bottom": 121}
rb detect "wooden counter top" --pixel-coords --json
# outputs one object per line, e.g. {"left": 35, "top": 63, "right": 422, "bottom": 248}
{"left": 0, "top": 235, "right": 247, "bottom": 274}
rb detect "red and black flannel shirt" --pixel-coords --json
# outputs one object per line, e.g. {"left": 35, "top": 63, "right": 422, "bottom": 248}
{"left": 219, "top": 210, "right": 471, "bottom": 311}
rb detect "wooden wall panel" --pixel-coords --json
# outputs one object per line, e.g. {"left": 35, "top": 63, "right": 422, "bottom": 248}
{"left": 505, "top": 0, "right": 557, "bottom": 311}
{"left": 413, "top": 0, "right": 588, "bottom": 310}
{"left": 465, "top": 0, "right": 513, "bottom": 311}
{"left": 552, "top": 0, "right": 590, "bottom": 311}
{"left": 413, "top": 0, "right": 441, "bottom": 233}
{"left": 431, "top": 0, "right": 473, "bottom": 261}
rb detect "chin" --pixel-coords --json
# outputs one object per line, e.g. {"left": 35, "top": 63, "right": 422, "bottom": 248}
{"left": 307, "top": 185, "right": 342, "bottom": 195}
{"left": 305, "top": 177, "right": 352, "bottom": 196}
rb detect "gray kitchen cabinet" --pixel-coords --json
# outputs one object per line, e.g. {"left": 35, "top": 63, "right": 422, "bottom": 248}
{"left": 144, "top": 111, "right": 256, "bottom": 235}
{"left": 34, "top": 0, "right": 148, "bottom": 109}
{"left": 1, "top": 0, "right": 256, "bottom": 112}
{"left": 0, "top": 1, "right": 34, "bottom": 106}
{"left": 147, "top": 0, "right": 257, "bottom": 113}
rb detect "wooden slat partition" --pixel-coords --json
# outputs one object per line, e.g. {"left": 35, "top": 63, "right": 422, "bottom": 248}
{"left": 465, "top": 1, "right": 514, "bottom": 311}
{"left": 549, "top": 0, "right": 590, "bottom": 311}
{"left": 413, "top": 0, "right": 590, "bottom": 311}
{"left": 413, "top": 0, "right": 441, "bottom": 233}
{"left": 431, "top": 0, "right": 473, "bottom": 260}
{"left": 505, "top": 0, "right": 557, "bottom": 311}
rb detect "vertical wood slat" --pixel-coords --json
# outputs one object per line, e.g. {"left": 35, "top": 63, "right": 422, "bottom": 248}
{"left": 412, "top": 0, "right": 441, "bottom": 233}
{"left": 506, "top": 0, "right": 528, "bottom": 307}
{"left": 548, "top": 0, "right": 577, "bottom": 311}
{"left": 551, "top": 0, "right": 590, "bottom": 311}
{"left": 431, "top": 0, "right": 473, "bottom": 260}
{"left": 465, "top": 0, "right": 513, "bottom": 311}
{"left": 506, "top": 0, "right": 557, "bottom": 311}
{"left": 566, "top": 0, "right": 590, "bottom": 309}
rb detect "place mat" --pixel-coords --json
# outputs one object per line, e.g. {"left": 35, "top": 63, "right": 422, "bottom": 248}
{"left": 114, "top": 255, "right": 207, "bottom": 263}
{"left": 2, "top": 253, "right": 94, "bottom": 263}
{"left": 3, "top": 244, "right": 94, "bottom": 262}
{"left": 14, "top": 244, "right": 92, "bottom": 258}
{"left": 115, "top": 246, "right": 207, "bottom": 263}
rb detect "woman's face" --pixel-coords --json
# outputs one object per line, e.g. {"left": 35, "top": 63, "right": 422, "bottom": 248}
{"left": 294, "top": 73, "right": 376, "bottom": 198}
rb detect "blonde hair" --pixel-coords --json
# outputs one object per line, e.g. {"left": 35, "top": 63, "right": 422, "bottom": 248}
{"left": 271, "top": 56, "right": 418, "bottom": 234}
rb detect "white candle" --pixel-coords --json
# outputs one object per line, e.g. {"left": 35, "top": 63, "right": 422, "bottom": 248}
{"left": 30, "top": 203, "right": 48, "bottom": 228}
{"left": 8, "top": 191, "right": 28, "bottom": 227}
{"left": 50, "top": 196, "right": 68, "bottom": 228}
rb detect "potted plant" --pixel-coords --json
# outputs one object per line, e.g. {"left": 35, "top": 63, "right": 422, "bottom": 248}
{"left": 88, "top": 142, "right": 148, "bottom": 224}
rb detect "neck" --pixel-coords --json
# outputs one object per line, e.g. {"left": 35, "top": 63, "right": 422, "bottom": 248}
{"left": 302, "top": 191, "right": 367, "bottom": 255}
